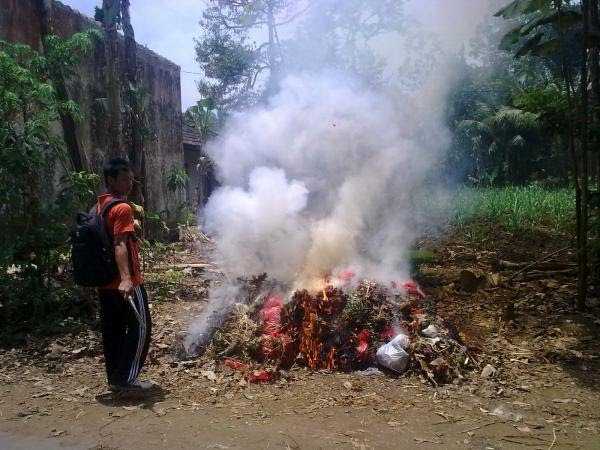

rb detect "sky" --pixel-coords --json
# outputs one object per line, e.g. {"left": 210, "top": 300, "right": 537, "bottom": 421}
{"left": 62, "top": 0, "right": 205, "bottom": 110}
{"left": 61, "top": 0, "right": 496, "bottom": 111}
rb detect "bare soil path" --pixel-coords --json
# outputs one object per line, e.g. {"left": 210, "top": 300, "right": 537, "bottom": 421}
{"left": 1, "top": 227, "right": 600, "bottom": 449}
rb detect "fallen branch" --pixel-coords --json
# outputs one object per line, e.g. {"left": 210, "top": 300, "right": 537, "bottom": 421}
{"left": 549, "top": 427, "right": 557, "bottom": 450}
{"left": 461, "top": 421, "right": 504, "bottom": 433}
{"left": 505, "top": 433, "right": 551, "bottom": 443}
{"left": 521, "top": 268, "right": 577, "bottom": 280}
{"left": 154, "top": 263, "right": 216, "bottom": 270}
{"left": 498, "top": 260, "right": 575, "bottom": 271}
{"left": 506, "top": 247, "right": 571, "bottom": 283}
{"left": 500, "top": 438, "right": 539, "bottom": 447}
{"left": 414, "top": 437, "right": 442, "bottom": 445}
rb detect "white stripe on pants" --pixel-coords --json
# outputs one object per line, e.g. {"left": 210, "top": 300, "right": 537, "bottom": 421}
{"left": 128, "top": 286, "right": 147, "bottom": 383}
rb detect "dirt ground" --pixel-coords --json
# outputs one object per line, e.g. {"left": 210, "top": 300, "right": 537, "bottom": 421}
{"left": 1, "top": 226, "right": 600, "bottom": 450}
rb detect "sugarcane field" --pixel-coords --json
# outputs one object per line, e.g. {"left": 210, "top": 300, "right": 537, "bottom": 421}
{"left": 2, "top": 1, "right": 600, "bottom": 449}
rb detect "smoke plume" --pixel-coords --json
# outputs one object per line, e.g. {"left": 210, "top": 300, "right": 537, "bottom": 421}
{"left": 184, "top": 0, "right": 496, "bottom": 353}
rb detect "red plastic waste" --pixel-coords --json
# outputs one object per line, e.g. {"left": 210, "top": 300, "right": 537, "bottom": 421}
{"left": 391, "top": 280, "right": 426, "bottom": 299}
{"left": 338, "top": 269, "right": 356, "bottom": 283}
{"left": 223, "top": 358, "right": 249, "bottom": 371}
{"left": 356, "top": 329, "right": 371, "bottom": 362}
{"left": 247, "top": 369, "right": 274, "bottom": 383}
{"left": 259, "top": 294, "right": 287, "bottom": 360}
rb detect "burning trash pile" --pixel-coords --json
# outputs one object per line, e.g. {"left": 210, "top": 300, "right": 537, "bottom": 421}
{"left": 186, "top": 73, "right": 473, "bottom": 385}
{"left": 195, "top": 273, "right": 477, "bottom": 386}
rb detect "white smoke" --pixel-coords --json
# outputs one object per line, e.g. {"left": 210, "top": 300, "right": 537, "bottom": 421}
{"left": 184, "top": 0, "right": 497, "bottom": 353}
{"left": 204, "top": 166, "right": 309, "bottom": 283}
{"left": 183, "top": 282, "right": 242, "bottom": 355}
{"left": 203, "top": 72, "right": 446, "bottom": 287}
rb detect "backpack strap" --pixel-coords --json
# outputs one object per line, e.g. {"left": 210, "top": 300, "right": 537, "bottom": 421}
{"left": 96, "top": 198, "right": 127, "bottom": 245}
{"left": 99, "top": 198, "right": 126, "bottom": 218}
{"left": 98, "top": 198, "right": 133, "bottom": 275}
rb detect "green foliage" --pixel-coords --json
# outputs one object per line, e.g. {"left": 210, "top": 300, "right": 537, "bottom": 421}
{"left": 0, "top": 34, "right": 99, "bottom": 332}
{"left": 496, "top": 0, "right": 582, "bottom": 62}
{"left": 407, "top": 249, "right": 436, "bottom": 274}
{"left": 286, "top": 0, "right": 406, "bottom": 86}
{"left": 43, "top": 30, "right": 102, "bottom": 78}
{"left": 446, "top": 6, "right": 575, "bottom": 186}
{"left": 59, "top": 171, "right": 101, "bottom": 209}
{"left": 495, "top": 0, "right": 553, "bottom": 19}
{"left": 174, "top": 206, "right": 197, "bottom": 227}
{"left": 195, "top": 0, "right": 293, "bottom": 109}
{"left": 124, "top": 82, "right": 155, "bottom": 143}
{"left": 196, "top": 0, "right": 407, "bottom": 110}
{"left": 166, "top": 167, "right": 189, "bottom": 193}
{"left": 145, "top": 268, "right": 185, "bottom": 302}
{"left": 342, "top": 291, "right": 376, "bottom": 329}
{"left": 184, "top": 98, "right": 221, "bottom": 142}
{"left": 195, "top": 29, "right": 257, "bottom": 109}
{"left": 94, "top": 6, "right": 104, "bottom": 23}
{"left": 454, "top": 186, "right": 574, "bottom": 232}
{"left": 143, "top": 167, "right": 196, "bottom": 238}
{"left": 144, "top": 210, "right": 170, "bottom": 235}
{"left": 456, "top": 107, "right": 541, "bottom": 176}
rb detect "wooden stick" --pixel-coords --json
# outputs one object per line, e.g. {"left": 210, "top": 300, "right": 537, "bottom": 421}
{"left": 549, "top": 428, "right": 557, "bottom": 450}
{"left": 499, "top": 260, "right": 575, "bottom": 270}
{"left": 521, "top": 268, "right": 577, "bottom": 280}
{"left": 506, "top": 247, "right": 571, "bottom": 282}
{"left": 461, "top": 421, "right": 503, "bottom": 433}
{"left": 500, "top": 438, "right": 539, "bottom": 447}
{"left": 154, "top": 263, "right": 216, "bottom": 270}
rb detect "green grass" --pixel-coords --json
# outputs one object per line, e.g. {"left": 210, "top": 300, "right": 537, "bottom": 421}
{"left": 454, "top": 186, "right": 574, "bottom": 232}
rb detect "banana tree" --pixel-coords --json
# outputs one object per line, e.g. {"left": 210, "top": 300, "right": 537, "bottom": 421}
{"left": 496, "top": 0, "right": 582, "bottom": 59}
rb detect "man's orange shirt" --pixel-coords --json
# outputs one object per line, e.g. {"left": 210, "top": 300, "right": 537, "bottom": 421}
{"left": 97, "top": 193, "right": 143, "bottom": 290}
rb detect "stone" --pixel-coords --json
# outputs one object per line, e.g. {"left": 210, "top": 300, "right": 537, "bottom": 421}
{"left": 481, "top": 364, "right": 497, "bottom": 379}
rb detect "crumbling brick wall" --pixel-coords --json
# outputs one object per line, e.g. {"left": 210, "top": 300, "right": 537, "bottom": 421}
{"left": 0, "top": 0, "right": 185, "bottom": 221}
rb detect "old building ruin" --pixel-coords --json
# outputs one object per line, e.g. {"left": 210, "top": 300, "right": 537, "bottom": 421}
{"left": 0, "top": 0, "right": 211, "bottom": 225}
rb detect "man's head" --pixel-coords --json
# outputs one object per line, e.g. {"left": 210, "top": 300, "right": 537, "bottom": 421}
{"left": 103, "top": 157, "right": 133, "bottom": 196}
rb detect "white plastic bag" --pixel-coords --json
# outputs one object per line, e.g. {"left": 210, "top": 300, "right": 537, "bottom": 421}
{"left": 376, "top": 332, "right": 410, "bottom": 373}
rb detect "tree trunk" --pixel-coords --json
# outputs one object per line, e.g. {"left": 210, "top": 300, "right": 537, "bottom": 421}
{"left": 591, "top": 0, "right": 600, "bottom": 191}
{"left": 37, "top": 0, "right": 86, "bottom": 171}
{"left": 103, "top": 0, "right": 122, "bottom": 158}
{"left": 120, "top": 0, "right": 146, "bottom": 205}
{"left": 556, "top": 0, "right": 590, "bottom": 309}
{"left": 579, "top": 0, "right": 591, "bottom": 310}
{"left": 264, "top": 1, "right": 281, "bottom": 97}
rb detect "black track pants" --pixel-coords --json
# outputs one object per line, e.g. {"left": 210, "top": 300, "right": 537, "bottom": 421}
{"left": 98, "top": 285, "right": 152, "bottom": 386}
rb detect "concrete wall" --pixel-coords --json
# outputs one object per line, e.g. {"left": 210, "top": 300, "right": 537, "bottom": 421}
{"left": 0, "top": 0, "right": 185, "bottom": 219}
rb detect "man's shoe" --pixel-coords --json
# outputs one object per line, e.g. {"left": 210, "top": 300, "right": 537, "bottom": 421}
{"left": 110, "top": 380, "right": 156, "bottom": 394}
{"left": 127, "top": 380, "right": 156, "bottom": 391}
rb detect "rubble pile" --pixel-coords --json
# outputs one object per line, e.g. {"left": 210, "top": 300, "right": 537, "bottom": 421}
{"left": 202, "top": 276, "right": 477, "bottom": 385}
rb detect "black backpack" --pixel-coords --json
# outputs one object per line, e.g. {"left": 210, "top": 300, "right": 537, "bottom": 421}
{"left": 71, "top": 199, "right": 125, "bottom": 287}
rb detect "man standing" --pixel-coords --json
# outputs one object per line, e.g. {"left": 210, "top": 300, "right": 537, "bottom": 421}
{"left": 97, "top": 157, "right": 153, "bottom": 393}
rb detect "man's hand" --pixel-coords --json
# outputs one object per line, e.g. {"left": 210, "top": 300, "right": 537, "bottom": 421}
{"left": 118, "top": 278, "right": 134, "bottom": 298}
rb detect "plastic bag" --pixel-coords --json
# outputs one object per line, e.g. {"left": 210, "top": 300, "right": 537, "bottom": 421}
{"left": 260, "top": 294, "right": 284, "bottom": 360}
{"left": 259, "top": 294, "right": 295, "bottom": 364}
{"left": 376, "top": 332, "right": 410, "bottom": 373}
